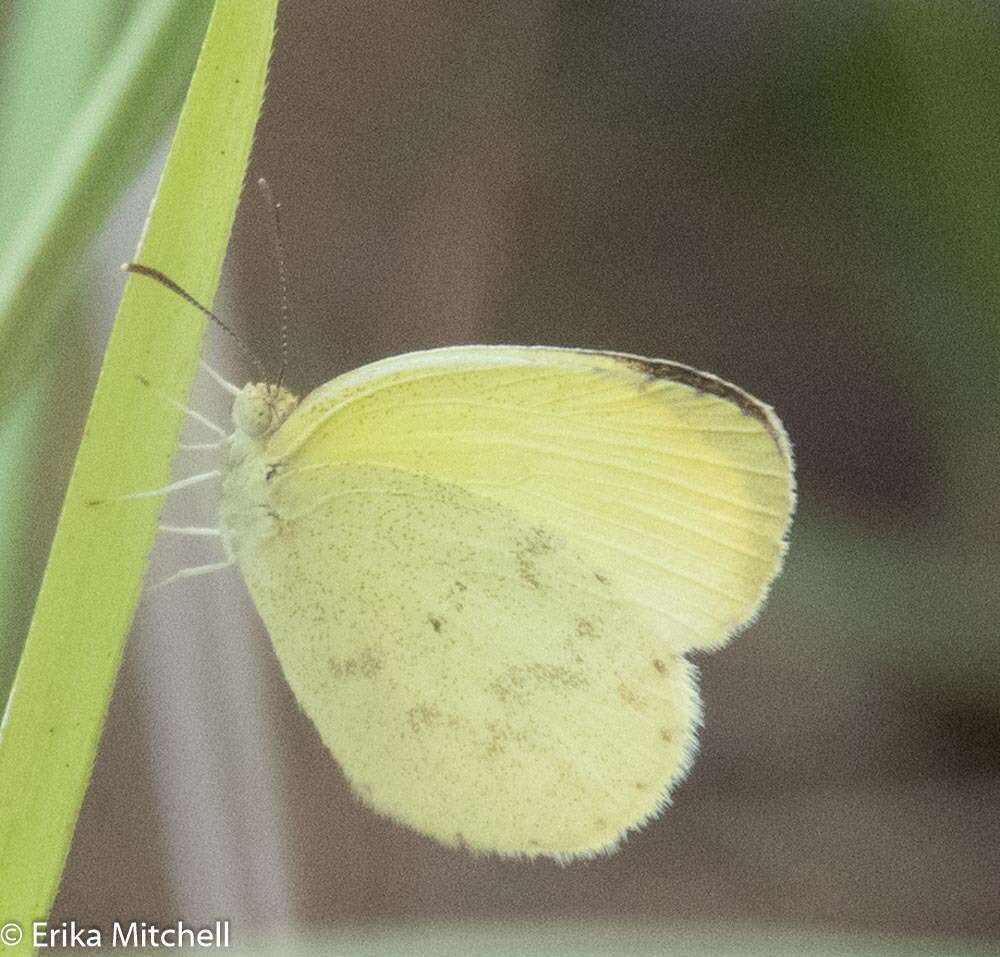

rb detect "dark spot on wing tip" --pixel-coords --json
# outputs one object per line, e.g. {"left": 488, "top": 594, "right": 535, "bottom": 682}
{"left": 634, "top": 782, "right": 647, "bottom": 790}
{"left": 428, "top": 614, "right": 445, "bottom": 633}
{"left": 265, "top": 463, "right": 280, "bottom": 482}
{"left": 136, "top": 375, "right": 151, "bottom": 388}
{"left": 652, "top": 658, "right": 667, "bottom": 674}
{"left": 594, "top": 572, "right": 609, "bottom": 586}
{"left": 576, "top": 618, "right": 597, "bottom": 637}
{"left": 528, "top": 839, "right": 541, "bottom": 847}
{"left": 611, "top": 353, "right": 782, "bottom": 444}
{"left": 660, "top": 728, "right": 673, "bottom": 743}
{"left": 594, "top": 818, "right": 608, "bottom": 829}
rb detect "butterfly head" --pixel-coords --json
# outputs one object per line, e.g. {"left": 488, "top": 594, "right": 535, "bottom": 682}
{"left": 232, "top": 382, "right": 299, "bottom": 440}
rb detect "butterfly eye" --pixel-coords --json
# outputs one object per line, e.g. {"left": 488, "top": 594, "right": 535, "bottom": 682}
{"left": 233, "top": 387, "right": 276, "bottom": 439}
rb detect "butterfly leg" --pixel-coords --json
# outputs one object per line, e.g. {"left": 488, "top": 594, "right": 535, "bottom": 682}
{"left": 136, "top": 374, "right": 228, "bottom": 437}
{"left": 177, "top": 441, "right": 226, "bottom": 452}
{"left": 158, "top": 524, "right": 222, "bottom": 537}
{"left": 151, "top": 560, "right": 233, "bottom": 591}
{"left": 154, "top": 523, "right": 230, "bottom": 593}
{"left": 199, "top": 359, "right": 242, "bottom": 397}
{"left": 119, "top": 470, "right": 222, "bottom": 500}
{"left": 167, "top": 399, "right": 227, "bottom": 438}
{"left": 87, "top": 470, "right": 222, "bottom": 507}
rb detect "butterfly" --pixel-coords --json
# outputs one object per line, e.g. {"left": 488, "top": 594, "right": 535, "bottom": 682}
{"left": 127, "top": 261, "right": 795, "bottom": 862}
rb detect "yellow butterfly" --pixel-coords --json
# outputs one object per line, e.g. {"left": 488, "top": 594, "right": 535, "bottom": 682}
{"left": 130, "top": 264, "right": 795, "bottom": 861}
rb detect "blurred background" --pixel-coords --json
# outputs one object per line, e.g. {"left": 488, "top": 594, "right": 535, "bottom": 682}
{"left": 2, "top": 1, "right": 998, "bottom": 953}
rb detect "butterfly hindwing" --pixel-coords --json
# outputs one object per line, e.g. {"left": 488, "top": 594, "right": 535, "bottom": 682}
{"left": 241, "top": 462, "right": 700, "bottom": 858}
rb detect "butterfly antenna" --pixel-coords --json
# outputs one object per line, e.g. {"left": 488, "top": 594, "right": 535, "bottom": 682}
{"left": 123, "top": 262, "right": 269, "bottom": 381}
{"left": 257, "top": 176, "right": 291, "bottom": 390}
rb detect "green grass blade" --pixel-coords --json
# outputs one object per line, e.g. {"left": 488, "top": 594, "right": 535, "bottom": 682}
{"left": 0, "top": 312, "right": 86, "bottom": 712}
{"left": 0, "top": 0, "right": 127, "bottom": 708}
{"left": 0, "top": 0, "right": 278, "bottom": 941}
{"left": 0, "top": 0, "right": 215, "bottom": 400}
{"left": 0, "top": 0, "right": 131, "bottom": 240}
{"left": 0, "top": 0, "right": 216, "bottom": 705}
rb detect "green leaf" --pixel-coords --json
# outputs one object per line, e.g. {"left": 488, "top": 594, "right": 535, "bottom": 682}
{"left": 0, "top": 0, "right": 278, "bottom": 939}
{"left": 0, "top": 0, "right": 217, "bottom": 397}
{"left": 0, "top": 0, "right": 216, "bottom": 711}
{"left": 0, "top": 0, "right": 130, "bottom": 240}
